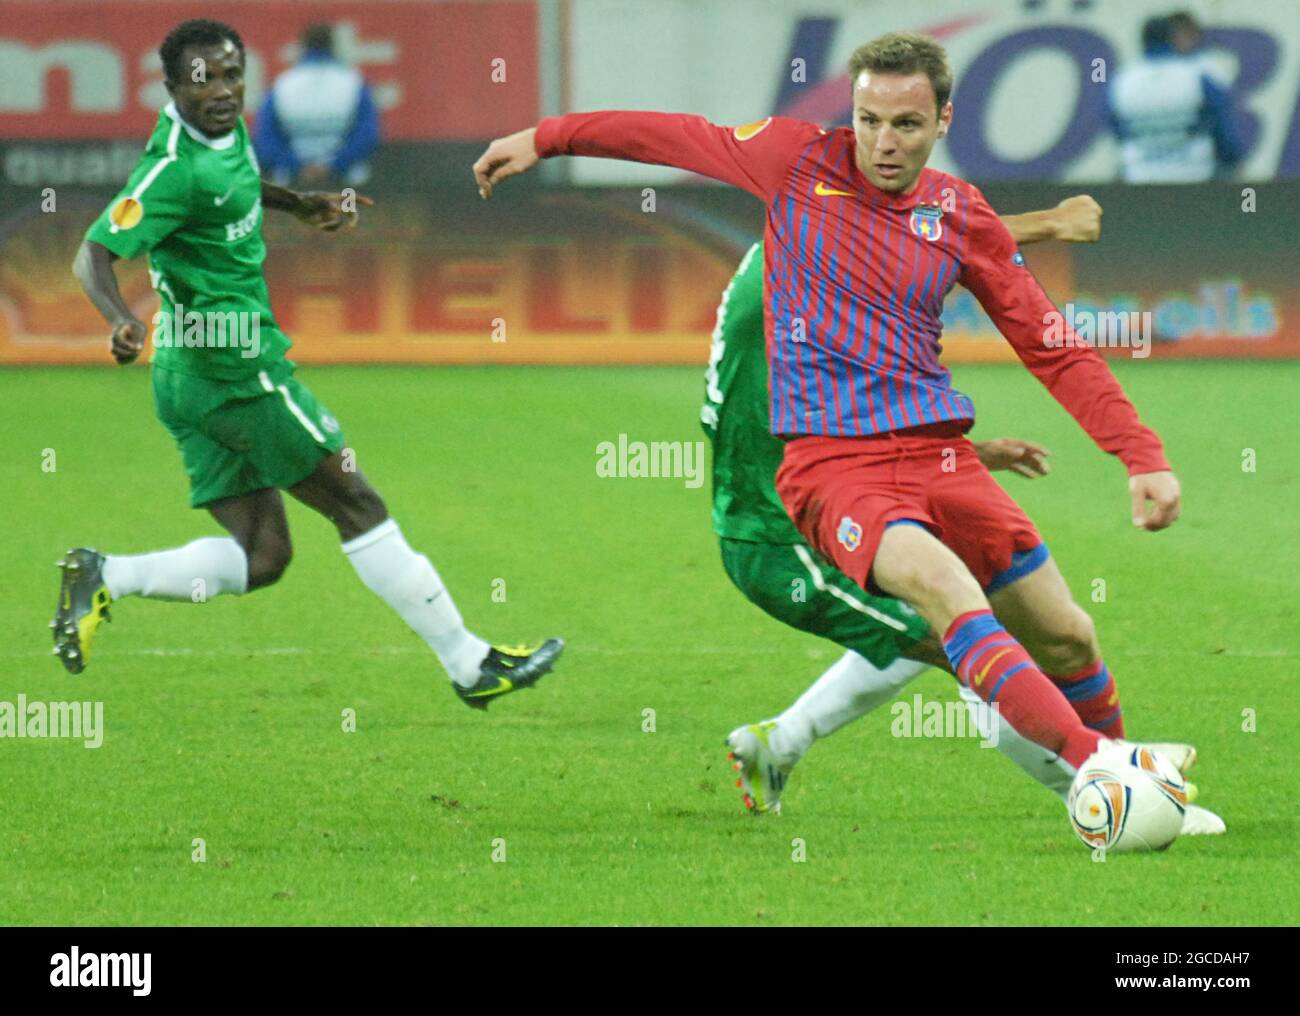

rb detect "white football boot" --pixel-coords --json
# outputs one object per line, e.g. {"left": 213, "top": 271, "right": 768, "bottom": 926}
{"left": 1180, "top": 804, "right": 1227, "bottom": 836}
{"left": 1107, "top": 739, "right": 1226, "bottom": 836}
{"left": 1126, "top": 740, "right": 1197, "bottom": 776}
{"left": 725, "top": 721, "right": 794, "bottom": 815}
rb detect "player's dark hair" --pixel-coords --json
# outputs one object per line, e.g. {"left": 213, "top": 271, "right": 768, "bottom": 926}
{"left": 302, "top": 23, "right": 335, "bottom": 55}
{"left": 1165, "top": 11, "right": 1201, "bottom": 48}
{"left": 848, "top": 33, "right": 953, "bottom": 114}
{"left": 160, "top": 19, "right": 245, "bottom": 85}
{"left": 1141, "top": 16, "right": 1173, "bottom": 52}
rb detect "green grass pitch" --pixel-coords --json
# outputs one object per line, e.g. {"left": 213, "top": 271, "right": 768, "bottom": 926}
{"left": 1, "top": 361, "right": 1295, "bottom": 925}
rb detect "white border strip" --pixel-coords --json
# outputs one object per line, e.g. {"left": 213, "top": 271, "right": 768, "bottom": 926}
{"left": 277, "top": 384, "right": 326, "bottom": 442}
{"left": 793, "top": 543, "right": 909, "bottom": 632}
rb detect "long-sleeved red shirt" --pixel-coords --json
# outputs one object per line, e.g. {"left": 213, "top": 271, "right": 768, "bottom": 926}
{"left": 535, "top": 111, "right": 1170, "bottom": 475}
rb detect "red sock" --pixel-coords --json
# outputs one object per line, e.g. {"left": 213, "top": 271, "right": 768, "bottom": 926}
{"left": 943, "top": 609, "right": 1101, "bottom": 768}
{"left": 1052, "top": 659, "right": 1124, "bottom": 738}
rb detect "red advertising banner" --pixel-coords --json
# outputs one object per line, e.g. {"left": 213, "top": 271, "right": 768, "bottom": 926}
{"left": 0, "top": 1, "right": 538, "bottom": 141}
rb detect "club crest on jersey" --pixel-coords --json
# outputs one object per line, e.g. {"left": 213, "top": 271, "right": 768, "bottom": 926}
{"left": 108, "top": 196, "right": 144, "bottom": 231}
{"left": 910, "top": 204, "right": 943, "bottom": 242}
{"left": 837, "top": 516, "right": 863, "bottom": 552}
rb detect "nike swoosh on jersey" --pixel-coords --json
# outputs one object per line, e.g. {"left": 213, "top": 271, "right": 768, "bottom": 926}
{"left": 814, "top": 182, "right": 856, "bottom": 198}
{"left": 974, "top": 648, "right": 1015, "bottom": 687}
{"left": 214, "top": 187, "right": 235, "bottom": 206}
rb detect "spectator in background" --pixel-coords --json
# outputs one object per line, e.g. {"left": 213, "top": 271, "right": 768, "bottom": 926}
{"left": 254, "top": 23, "right": 379, "bottom": 187}
{"left": 1107, "top": 14, "right": 1244, "bottom": 183}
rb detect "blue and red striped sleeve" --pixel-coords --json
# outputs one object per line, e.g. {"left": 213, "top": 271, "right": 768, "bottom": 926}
{"left": 958, "top": 188, "right": 1171, "bottom": 477}
{"left": 533, "top": 112, "right": 821, "bottom": 204}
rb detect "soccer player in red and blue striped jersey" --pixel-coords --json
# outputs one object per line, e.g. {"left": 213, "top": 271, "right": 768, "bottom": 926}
{"left": 474, "top": 34, "right": 1187, "bottom": 772}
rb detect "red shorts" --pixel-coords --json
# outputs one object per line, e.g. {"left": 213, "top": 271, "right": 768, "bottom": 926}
{"left": 775, "top": 424, "right": 1046, "bottom": 593}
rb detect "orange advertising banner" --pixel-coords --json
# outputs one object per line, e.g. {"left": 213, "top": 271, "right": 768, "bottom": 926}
{"left": 2, "top": 186, "right": 1297, "bottom": 366}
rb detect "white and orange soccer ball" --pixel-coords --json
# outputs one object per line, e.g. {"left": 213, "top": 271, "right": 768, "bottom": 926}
{"left": 1067, "top": 744, "right": 1191, "bottom": 853}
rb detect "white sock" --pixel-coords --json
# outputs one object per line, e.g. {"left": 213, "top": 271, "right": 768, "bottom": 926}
{"left": 342, "top": 518, "right": 489, "bottom": 686}
{"left": 771, "top": 651, "right": 928, "bottom": 765}
{"left": 958, "top": 684, "right": 1076, "bottom": 801}
{"left": 102, "top": 537, "right": 248, "bottom": 600}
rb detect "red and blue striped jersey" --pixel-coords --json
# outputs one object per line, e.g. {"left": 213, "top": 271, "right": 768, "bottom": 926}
{"left": 535, "top": 111, "right": 1169, "bottom": 475}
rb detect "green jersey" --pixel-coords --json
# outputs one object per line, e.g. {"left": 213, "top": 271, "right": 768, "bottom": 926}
{"left": 700, "top": 242, "right": 803, "bottom": 545}
{"left": 86, "top": 102, "right": 290, "bottom": 380}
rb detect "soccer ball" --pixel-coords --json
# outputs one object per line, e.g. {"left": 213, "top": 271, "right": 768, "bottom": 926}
{"left": 1067, "top": 744, "right": 1190, "bottom": 853}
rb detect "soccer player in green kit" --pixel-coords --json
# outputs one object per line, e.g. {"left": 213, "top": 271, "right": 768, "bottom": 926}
{"left": 707, "top": 201, "right": 1223, "bottom": 836}
{"left": 53, "top": 19, "right": 562, "bottom": 708}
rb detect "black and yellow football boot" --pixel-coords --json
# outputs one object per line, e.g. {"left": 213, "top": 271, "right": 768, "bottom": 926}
{"left": 453, "top": 637, "right": 565, "bottom": 710}
{"left": 50, "top": 548, "right": 112, "bottom": 674}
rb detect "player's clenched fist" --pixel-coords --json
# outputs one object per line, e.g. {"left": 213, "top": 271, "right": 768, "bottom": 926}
{"left": 473, "top": 127, "right": 540, "bottom": 200}
{"left": 1052, "top": 195, "right": 1102, "bottom": 243}
{"left": 1129, "top": 470, "right": 1181, "bottom": 531}
{"left": 110, "top": 317, "right": 147, "bottom": 365}
{"left": 293, "top": 191, "right": 374, "bottom": 232}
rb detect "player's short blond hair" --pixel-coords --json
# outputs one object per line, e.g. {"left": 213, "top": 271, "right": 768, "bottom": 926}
{"left": 848, "top": 33, "right": 953, "bottom": 114}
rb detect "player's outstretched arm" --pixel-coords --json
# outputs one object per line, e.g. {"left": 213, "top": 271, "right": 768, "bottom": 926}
{"left": 72, "top": 241, "right": 147, "bottom": 365}
{"left": 1000, "top": 195, "right": 1101, "bottom": 245}
{"left": 974, "top": 438, "right": 1051, "bottom": 479}
{"left": 260, "top": 179, "right": 374, "bottom": 231}
{"left": 960, "top": 190, "right": 1178, "bottom": 530}
{"left": 995, "top": 195, "right": 1177, "bottom": 530}
{"left": 474, "top": 112, "right": 818, "bottom": 203}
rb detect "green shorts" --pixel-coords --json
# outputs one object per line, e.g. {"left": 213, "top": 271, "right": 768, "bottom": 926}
{"left": 152, "top": 362, "right": 347, "bottom": 508}
{"left": 719, "top": 536, "right": 930, "bottom": 669}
